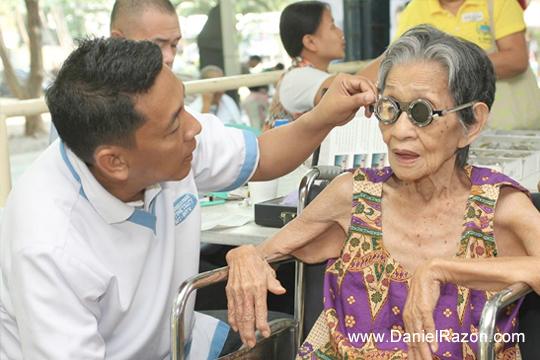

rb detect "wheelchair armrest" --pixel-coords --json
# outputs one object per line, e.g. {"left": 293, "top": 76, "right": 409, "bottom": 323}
{"left": 171, "top": 254, "right": 296, "bottom": 360}
{"left": 478, "top": 282, "right": 533, "bottom": 360}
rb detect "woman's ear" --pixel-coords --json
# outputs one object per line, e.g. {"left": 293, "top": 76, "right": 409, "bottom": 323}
{"left": 302, "top": 34, "right": 318, "bottom": 52}
{"left": 458, "top": 102, "right": 489, "bottom": 148}
{"left": 93, "top": 145, "right": 130, "bottom": 182}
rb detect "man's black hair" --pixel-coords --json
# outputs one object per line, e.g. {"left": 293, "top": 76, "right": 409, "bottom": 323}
{"left": 45, "top": 37, "right": 163, "bottom": 164}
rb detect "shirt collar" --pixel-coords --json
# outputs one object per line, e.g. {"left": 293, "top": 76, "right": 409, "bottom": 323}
{"left": 428, "top": 0, "right": 483, "bottom": 14}
{"left": 61, "top": 142, "right": 161, "bottom": 224}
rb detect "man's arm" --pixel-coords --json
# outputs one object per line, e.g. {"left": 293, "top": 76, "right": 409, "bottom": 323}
{"left": 250, "top": 73, "right": 377, "bottom": 181}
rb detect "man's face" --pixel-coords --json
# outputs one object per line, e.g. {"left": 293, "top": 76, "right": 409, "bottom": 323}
{"left": 122, "top": 10, "right": 181, "bottom": 68}
{"left": 124, "top": 65, "right": 202, "bottom": 186}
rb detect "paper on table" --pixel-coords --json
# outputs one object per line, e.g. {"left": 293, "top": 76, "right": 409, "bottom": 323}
{"left": 201, "top": 212, "right": 254, "bottom": 231}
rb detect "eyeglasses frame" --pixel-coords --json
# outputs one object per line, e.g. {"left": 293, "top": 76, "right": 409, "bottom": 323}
{"left": 370, "top": 97, "right": 477, "bottom": 127}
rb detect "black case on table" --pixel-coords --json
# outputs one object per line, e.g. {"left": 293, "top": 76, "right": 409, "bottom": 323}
{"left": 254, "top": 197, "right": 297, "bottom": 228}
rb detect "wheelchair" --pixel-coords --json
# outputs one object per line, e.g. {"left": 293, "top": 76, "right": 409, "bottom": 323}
{"left": 170, "top": 166, "right": 341, "bottom": 360}
{"left": 171, "top": 168, "right": 540, "bottom": 360}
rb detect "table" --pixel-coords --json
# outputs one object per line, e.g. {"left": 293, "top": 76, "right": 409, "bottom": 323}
{"left": 201, "top": 200, "right": 278, "bottom": 246}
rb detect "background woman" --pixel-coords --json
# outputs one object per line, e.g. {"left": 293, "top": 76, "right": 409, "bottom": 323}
{"left": 265, "top": 1, "right": 346, "bottom": 128}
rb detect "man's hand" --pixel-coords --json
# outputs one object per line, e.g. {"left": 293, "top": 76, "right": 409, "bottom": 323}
{"left": 225, "top": 245, "right": 286, "bottom": 348}
{"left": 310, "top": 73, "right": 378, "bottom": 129}
{"left": 403, "top": 259, "right": 445, "bottom": 360}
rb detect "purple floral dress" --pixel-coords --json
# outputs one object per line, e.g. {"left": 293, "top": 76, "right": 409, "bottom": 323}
{"left": 297, "top": 165, "right": 529, "bottom": 360}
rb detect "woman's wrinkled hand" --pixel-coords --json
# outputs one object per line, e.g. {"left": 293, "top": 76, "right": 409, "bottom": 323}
{"left": 403, "top": 258, "right": 446, "bottom": 360}
{"left": 225, "top": 245, "right": 286, "bottom": 348}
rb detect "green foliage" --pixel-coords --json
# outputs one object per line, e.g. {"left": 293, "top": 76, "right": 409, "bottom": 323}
{"left": 172, "top": 0, "right": 295, "bottom": 17}
{"left": 0, "top": 0, "right": 298, "bottom": 42}
{"left": 41, "top": 0, "right": 111, "bottom": 40}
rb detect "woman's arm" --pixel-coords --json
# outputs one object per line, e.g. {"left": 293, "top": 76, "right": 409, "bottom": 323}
{"left": 225, "top": 172, "right": 353, "bottom": 348}
{"left": 403, "top": 187, "right": 540, "bottom": 360}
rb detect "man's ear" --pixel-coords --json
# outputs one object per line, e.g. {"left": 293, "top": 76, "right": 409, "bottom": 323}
{"left": 302, "top": 34, "right": 318, "bottom": 52}
{"left": 93, "top": 145, "right": 130, "bottom": 182}
{"left": 110, "top": 29, "right": 125, "bottom": 39}
{"left": 458, "top": 102, "right": 489, "bottom": 148}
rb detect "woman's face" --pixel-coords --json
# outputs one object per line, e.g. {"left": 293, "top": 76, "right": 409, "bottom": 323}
{"left": 379, "top": 61, "right": 471, "bottom": 181}
{"left": 312, "top": 8, "right": 345, "bottom": 61}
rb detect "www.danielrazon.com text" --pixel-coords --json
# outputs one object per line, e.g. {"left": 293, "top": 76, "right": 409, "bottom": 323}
{"left": 348, "top": 330, "right": 525, "bottom": 344}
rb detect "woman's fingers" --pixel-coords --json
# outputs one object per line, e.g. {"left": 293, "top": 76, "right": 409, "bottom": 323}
{"left": 225, "top": 245, "right": 286, "bottom": 348}
{"left": 225, "top": 266, "right": 237, "bottom": 332}
{"left": 238, "top": 289, "right": 256, "bottom": 348}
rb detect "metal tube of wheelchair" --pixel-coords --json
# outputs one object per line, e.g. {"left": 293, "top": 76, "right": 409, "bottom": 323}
{"left": 295, "top": 167, "right": 320, "bottom": 348}
{"left": 478, "top": 282, "right": 532, "bottom": 360}
{"left": 171, "top": 255, "right": 296, "bottom": 360}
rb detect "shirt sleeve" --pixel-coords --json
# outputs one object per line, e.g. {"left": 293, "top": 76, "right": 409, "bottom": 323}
{"left": 188, "top": 108, "right": 259, "bottom": 192}
{"left": 7, "top": 246, "right": 106, "bottom": 359}
{"left": 278, "top": 67, "right": 333, "bottom": 113}
{"left": 493, "top": 0, "right": 526, "bottom": 40}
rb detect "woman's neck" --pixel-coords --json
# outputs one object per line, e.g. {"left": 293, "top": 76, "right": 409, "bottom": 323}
{"left": 298, "top": 53, "right": 330, "bottom": 72}
{"left": 392, "top": 161, "right": 470, "bottom": 203}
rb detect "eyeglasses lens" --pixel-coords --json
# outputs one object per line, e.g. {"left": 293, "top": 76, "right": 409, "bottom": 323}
{"left": 378, "top": 99, "right": 399, "bottom": 122}
{"left": 410, "top": 102, "right": 430, "bottom": 125}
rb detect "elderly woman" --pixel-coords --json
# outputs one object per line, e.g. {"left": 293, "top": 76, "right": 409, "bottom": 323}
{"left": 225, "top": 26, "right": 540, "bottom": 360}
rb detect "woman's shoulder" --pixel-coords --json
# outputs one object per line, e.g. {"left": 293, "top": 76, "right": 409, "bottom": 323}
{"left": 349, "top": 167, "right": 393, "bottom": 184}
{"left": 282, "top": 66, "right": 332, "bottom": 83}
{"left": 469, "top": 165, "right": 528, "bottom": 192}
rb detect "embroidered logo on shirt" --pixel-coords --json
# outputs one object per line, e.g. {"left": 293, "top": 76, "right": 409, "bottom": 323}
{"left": 462, "top": 12, "right": 483, "bottom": 22}
{"left": 173, "top": 194, "right": 197, "bottom": 225}
{"left": 476, "top": 20, "right": 492, "bottom": 44}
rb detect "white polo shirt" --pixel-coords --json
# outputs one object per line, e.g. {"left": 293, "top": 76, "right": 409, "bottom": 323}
{"left": 0, "top": 112, "right": 258, "bottom": 360}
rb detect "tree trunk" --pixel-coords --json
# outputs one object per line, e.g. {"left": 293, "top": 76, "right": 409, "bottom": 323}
{"left": 24, "top": 115, "right": 44, "bottom": 135}
{"left": 0, "top": 27, "right": 27, "bottom": 99}
{"left": 0, "top": 0, "right": 45, "bottom": 136}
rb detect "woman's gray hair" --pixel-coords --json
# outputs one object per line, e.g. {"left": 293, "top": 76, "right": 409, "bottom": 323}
{"left": 378, "top": 25, "right": 496, "bottom": 169}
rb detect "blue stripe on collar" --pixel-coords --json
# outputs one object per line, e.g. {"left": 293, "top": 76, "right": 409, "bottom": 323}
{"left": 219, "top": 129, "right": 258, "bottom": 191}
{"left": 60, "top": 141, "right": 80, "bottom": 182}
{"left": 60, "top": 142, "right": 156, "bottom": 233}
{"left": 127, "top": 208, "right": 157, "bottom": 235}
{"left": 60, "top": 142, "right": 88, "bottom": 200}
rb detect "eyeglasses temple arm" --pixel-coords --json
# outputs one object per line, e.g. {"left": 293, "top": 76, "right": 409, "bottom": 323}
{"left": 440, "top": 101, "right": 477, "bottom": 116}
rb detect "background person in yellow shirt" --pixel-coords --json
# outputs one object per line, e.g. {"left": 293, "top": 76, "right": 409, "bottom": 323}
{"left": 360, "top": 0, "right": 528, "bottom": 80}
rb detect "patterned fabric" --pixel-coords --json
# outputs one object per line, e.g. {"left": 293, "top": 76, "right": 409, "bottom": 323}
{"left": 297, "top": 165, "right": 529, "bottom": 360}
{"left": 264, "top": 58, "right": 315, "bottom": 130}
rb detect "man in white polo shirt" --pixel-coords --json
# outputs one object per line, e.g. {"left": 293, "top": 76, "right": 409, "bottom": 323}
{"left": 0, "top": 38, "right": 377, "bottom": 359}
